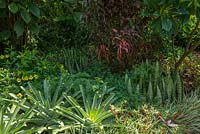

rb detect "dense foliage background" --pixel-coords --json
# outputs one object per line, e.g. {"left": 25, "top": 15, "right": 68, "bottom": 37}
{"left": 0, "top": 0, "right": 200, "bottom": 133}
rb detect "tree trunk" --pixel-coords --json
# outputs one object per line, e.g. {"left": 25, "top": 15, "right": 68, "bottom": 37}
{"left": 175, "top": 21, "right": 200, "bottom": 71}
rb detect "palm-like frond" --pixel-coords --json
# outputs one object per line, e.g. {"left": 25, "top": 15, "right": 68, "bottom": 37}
{"left": 0, "top": 99, "right": 36, "bottom": 134}
{"left": 57, "top": 86, "right": 116, "bottom": 128}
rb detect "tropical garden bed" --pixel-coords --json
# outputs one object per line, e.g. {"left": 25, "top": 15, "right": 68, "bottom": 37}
{"left": 0, "top": 0, "right": 200, "bottom": 134}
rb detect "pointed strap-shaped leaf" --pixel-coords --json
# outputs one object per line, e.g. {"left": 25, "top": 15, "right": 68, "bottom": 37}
{"left": 44, "top": 80, "right": 51, "bottom": 102}
{"left": 0, "top": 107, "right": 4, "bottom": 132}
{"left": 91, "top": 93, "right": 98, "bottom": 111}
{"left": 4, "top": 99, "right": 26, "bottom": 133}
{"left": 64, "top": 94, "right": 87, "bottom": 118}
{"left": 56, "top": 106, "right": 85, "bottom": 124}
{"left": 80, "top": 85, "right": 90, "bottom": 113}
{"left": 52, "top": 75, "right": 63, "bottom": 106}
{"left": 101, "top": 93, "right": 115, "bottom": 110}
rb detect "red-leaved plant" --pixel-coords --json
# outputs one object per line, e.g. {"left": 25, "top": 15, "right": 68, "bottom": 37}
{"left": 96, "top": 28, "right": 132, "bottom": 71}
{"left": 96, "top": 44, "right": 110, "bottom": 62}
{"left": 113, "top": 37, "right": 131, "bottom": 62}
{"left": 112, "top": 28, "right": 131, "bottom": 64}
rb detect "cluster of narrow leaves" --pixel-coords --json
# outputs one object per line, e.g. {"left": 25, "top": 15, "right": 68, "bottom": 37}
{"left": 0, "top": 73, "right": 117, "bottom": 133}
{"left": 169, "top": 92, "right": 200, "bottom": 134}
{"left": 124, "top": 61, "right": 184, "bottom": 105}
{"left": 0, "top": 99, "right": 37, "bottom": 134}
{"left": 56, "top": 85, "right": 117, "bottom": 130}
{"left": 96, "top": 44, "right": 110, "bottom": 62}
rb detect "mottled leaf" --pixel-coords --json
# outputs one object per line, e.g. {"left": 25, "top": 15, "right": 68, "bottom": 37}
{"left": 14, "top": 21, "right": 24, "bottom": 37}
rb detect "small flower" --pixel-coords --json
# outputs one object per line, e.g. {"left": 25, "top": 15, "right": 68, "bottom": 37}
{"left": 17, "top": 71, "right": 22, "bottom": 75}
{"left": 22, "top": 76, "right": 29, "bottom": 81}
{"left": 29, "top": 75, "right": 34, "bottom": 80}
{"left": 60, "top": 64, "right": 64, "bottom": 70}
{"left": 27, "top": 96, "right": 32, "bottom": 100}
{"left": 17, "top": 93, "right": 23, "bottom": 98}
{"left": 16, "top": 78, "right": 21, "bottom": 83}
{"left": 0, "top": 55, "right": 4, "bottom": 59}
{"left": 5, "top": 55, "right": 9, "bottom": 58}
{"left": 29, "top": 88, "right": 33, "bottom": 93}
{"left": 34, "top": 74, "right": 38, "bottom": 79}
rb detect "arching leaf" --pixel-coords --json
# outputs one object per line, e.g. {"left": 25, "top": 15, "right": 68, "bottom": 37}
{"left": 30, "top": 23, "right": 39, "bottom": 34}
{"left": 29, "top": 5, "right": 40, "bottom": 17}
{"left": 151, "top": 19, "right": 162, "bottom": 33}
{"left": 161, "top": 16, "right": 172, "bottom": 32}
{"left": 20, "top": 10, "right": 31, "bottom": 24}
{"left": 73, "top": 12, "right": 82, "bottom": 23}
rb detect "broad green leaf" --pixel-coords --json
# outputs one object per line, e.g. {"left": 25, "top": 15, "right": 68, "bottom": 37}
{"left": 151, "top": 19, "right": 162, "bottom": 33}
{"left": 29, "top": 5, "right": 40, "bottom": 17}
{"left": 20, "top": 10, "right": 31, "bottom": 24}
{"left": 0, "top": 0, "right": 6, "bottom": 8}
{"left": 73, "top": 12, "right": 82, "bottom": 23}
{"left": 141, "top": 9, "right": 151, "bottom": 17}
{"left": 8, "top": 3, "right": 18, "bottom": 14}
{"left": 161, "top": 16, "right": 172, "bottom": 32}
{"left": 14, "top": 21, "right": 24, "bottom": 37}
{"left": 30, "top": 23, "right": 39, "bottom": 34}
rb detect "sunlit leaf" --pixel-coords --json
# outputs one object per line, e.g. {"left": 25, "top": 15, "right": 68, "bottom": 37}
{"left": 8, "top": 2, "right": 18, "bottom": 14}
{"left": 161, "top": 16, "right": 172, "bottom": 32}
